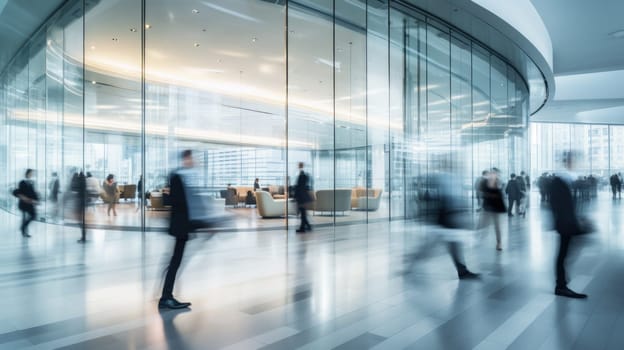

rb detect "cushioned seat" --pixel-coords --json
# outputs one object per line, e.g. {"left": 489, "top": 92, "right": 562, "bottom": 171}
{"left": 256, "top": 191, "right": 296, "bottom": 218}
{"left": 351, "top": 188, "right": 382, "bottom": 211}
{"left": 314, "top": 189, "right": 351, "bottom": 214}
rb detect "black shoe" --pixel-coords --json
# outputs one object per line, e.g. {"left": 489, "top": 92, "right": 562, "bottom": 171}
{"left": 21, "top": 231, "right": 31, "bottom": 238}
{"left": 77, "top": 239, "right": 87, "bottom": 243}
{"left": 296, "top": 229, "right": 306, "bottom": 233}
{"left": 306, "top": 225, "right": 312, "bottom": 231}
{"left": 158, "top": 298, "right": 191, "bottom": 309}
{"left": 555, "top": 286, "right": 587, "bottom": 299}
{"left": 458, "top": 271, "right": 480, "bottom": 280}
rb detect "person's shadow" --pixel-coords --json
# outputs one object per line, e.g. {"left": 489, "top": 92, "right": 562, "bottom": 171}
{"left": 159, "top": 308, "right": 192, "bottom": 349}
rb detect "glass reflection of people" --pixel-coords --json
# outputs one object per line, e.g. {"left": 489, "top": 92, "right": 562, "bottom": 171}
{"left": 254, "top": 178, "right": 260, "bottom": 191}
{"left": 48, "top": 172, "right": 60, "bottom": 220}
{"left": 295, "top": 162, "right": 313, "bottom": 233}
{"left": 16, "top": 169, "right": 39, "bottom": 238}
{"left": 102, "top": 174, "right": 119, "bottom": 216}
{"left": 478, "top": 167, "right": 505, "bottom": 251}
{"left": 159, "top": 150, "right": 194, "bottom": 310}
{"left": 86, "top": 172, "right": 101, "bottom": 197}
{"left": 137, "top": 174, "right": 144, "bottom": 210}
{"left": 549, "top": 151, "right": 592, "bottom": 298}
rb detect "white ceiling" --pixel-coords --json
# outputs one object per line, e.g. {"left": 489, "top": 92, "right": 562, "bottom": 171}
{"left": 529, "top": 0, "right": 624, "bottom": 124}
{"left": 0, "top": 0, "right": 65, "bottom": 73}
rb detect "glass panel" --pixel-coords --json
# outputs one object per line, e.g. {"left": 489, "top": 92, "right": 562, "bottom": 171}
{"left": 288, "top": 1, "right": 334, "bottom": 226}
{"left": 84, "top": 0, "right": 142, "bottom": 228}
{"left": 145, "top": 0, "right": 286, "bottom": 231}
{"left": 367, "top": 0, "right": 390, "bottom": 221}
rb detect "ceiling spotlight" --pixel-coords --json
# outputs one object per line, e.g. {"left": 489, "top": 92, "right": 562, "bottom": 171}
{"left": 192, "top": 9, "right": 199, "bottom": 14}
{"left": 130, "top": 28, "right": 137, "bottom": 32}
{"left": 609, "top": 29, "right": 624, "bottom": 38}
{"left": 194, "top": 43, "right": 200, "bottom": 47}
{"left": 251, "top": 37, "right": 258, "bottom": 42}
{"left": 91, "top": 81, "right": 97, "bottom": 85}
{"left": 145, "top": 24, "right": 151, "bottom": 29}
{"left": 90, "top": 45, "right": 96, "bottom": 50}
{"left": 47, "top": 39, "right": 52, "bottom": 46}
{"left": 112, "top": 38, "right": 118, "bottom": 42}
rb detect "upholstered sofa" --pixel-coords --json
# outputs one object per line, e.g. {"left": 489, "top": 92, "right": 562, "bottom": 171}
{"left": 351, "top": 188, "right": 382, "bottom": 211}
{"left": 233, "top": 186, "right": 255, "bottom": 203}
{"left": 255, "top": 191, "right": 297, "bottom": 218}
{"left": 313, "top": 189, "right": 351, "bottom": 214}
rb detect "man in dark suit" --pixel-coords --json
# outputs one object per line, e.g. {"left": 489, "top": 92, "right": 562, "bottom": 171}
{"left": 16, "top": 169, "right": 39, "bottom": 237}
{"left": 505, "top": 173, "right": 523, "bottom": 217}
{"left": 549, "top": 151, "right": 589, "bottom": 299}
{"left": 295, "top": 162, "right": 312, "bottom": 233}
{"left": 159, "top": 150, "right": 194, "bottom": 309}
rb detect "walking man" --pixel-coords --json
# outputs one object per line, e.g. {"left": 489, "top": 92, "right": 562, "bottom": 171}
{"left": 295, "top": 162, "right": 313, "bottom": 233}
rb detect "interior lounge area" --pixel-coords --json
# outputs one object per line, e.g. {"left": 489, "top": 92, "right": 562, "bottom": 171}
{"left": 0, "top": 0, "right": 533, "bottom": 233}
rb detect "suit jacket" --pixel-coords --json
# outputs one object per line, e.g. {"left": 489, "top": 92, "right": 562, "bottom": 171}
{"left": 18, "top": 179, "right": 38, "bottom": 212}
{"left": 168, "top": 171, "right": 190, "bottom": 239}
{"left": 549, "top": 175, "right": 580, "bottom": 236}
{"left": 294, "top": 171, "right": 312, "bottom": 204}
{"left": 505, "top": 179, "right": 523, "bottom": 199}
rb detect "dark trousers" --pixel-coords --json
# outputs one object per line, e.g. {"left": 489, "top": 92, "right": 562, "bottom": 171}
{"left": 447, "top": 241, "right": 468, "bottom": 274}
{"left": 20, "top": 205, "right": 36, "bottom": 234}
{"left": 556, "top": 234, "right": 572, "bottom": 288}
{"left": 298, "top": 206, "right": 310, "bottom": 230}
{"left": 161, "top": 237, "right": 187, "bottom": 299}
{"left": 508, "top": 198, "right": 520, "bottom": 215}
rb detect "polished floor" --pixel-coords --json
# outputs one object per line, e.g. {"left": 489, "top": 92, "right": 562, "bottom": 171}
{"left": 1, "top": 194, "right": 624, "bottom": 349}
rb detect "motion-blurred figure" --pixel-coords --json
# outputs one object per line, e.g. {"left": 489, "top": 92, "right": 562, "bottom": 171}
{"left": 406, "top": 158, "right": 478, "bottom": 279}
{"left": 159, "top": 150, "right": 195, "bottom": 309}
{"left": 75, "top": 172, "right": 87, "bottom": 243}
{"left": 610, "top": 173, "right": 620, "bottom": 199}
{"left": 102, "top": 174, "right": 119, "bottom": 216}
{"left": 15, "top": 169, "right": 39, "bottom": 237}
{"left": 549, "top": 151, "right": 594, "bottom": 298}
{"left": 295, "top": 162, "right": 313, "bottom": 233}
{"left": 48, "top": 172, "right": 60, "bottom": 221}
{"left": 505, "top": 173, "right": 524, "bottom": 218}
{"left": 474, "top": 170, "right": 488, "bottom": 212}
{"left": 478, "top": 167, "right": 506, "bottom": 251}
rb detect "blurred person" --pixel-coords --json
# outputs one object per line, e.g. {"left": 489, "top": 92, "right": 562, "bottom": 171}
{"left": 48, "top": 172, "right": 60, "bottom": 220}
{"left": 405, "top": 157, "right": 479, "bottom": 279}
{"left": 137, "top": 175, "right": 144, "bottom": 211}
{"left": 618, "top": 172, "right": 623, "bottom": 198}
{"left": 102, "top": 174, "right": 119, "bottom": 216}
{"left": 610, "top": 173, "right": 619, "bottom": 199}
{"left": 14, "top": 169, "right": 39, "bottom": 237}
{"left": 505, "top": 173, "right": 524, "bottom": 218}
{"left": 295, "top": 162, "right": 313, "bottom": 233}
{"left": 474, "top": 170, "right": 488, "bottom": 212}
{"left": 520, "top": 170, "right": 530, "bottom": 211}
{"left": 85, "top": 172, "right": 101, "bottom": 196}
{"left": 159, "top": 150, "right": 195, "bottom": 309}
{"left": 549, "top": 151, "right": 594, "bottom": 298}
{"left": 76, "top": 172, "right": 87, "bottom": 243}
{"left": 538, "top": 173, "right": 549, "bottom": 202}
{"left": 478, "top": 167, "right": 506, "bottom": 250}
{"left": 254, "top": 178, "right": 260, "bottom": 191}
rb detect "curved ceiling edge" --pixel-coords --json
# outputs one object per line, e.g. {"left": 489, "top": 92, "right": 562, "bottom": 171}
{"left": 402, "top": 0, "right": 554, "bottom": 116}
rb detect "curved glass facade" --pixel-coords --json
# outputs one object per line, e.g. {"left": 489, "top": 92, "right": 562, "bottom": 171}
{"left": 0, "top": 0, "right": 529, "bottom": 232}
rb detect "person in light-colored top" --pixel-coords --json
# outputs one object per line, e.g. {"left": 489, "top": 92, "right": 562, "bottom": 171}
{"left": 102, "top": 174, "right": 119, "bottom": 216}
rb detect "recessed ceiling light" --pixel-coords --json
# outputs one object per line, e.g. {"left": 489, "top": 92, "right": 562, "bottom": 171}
{"left": 91, "top": 81, "right": 97, "bottom": 85}
{"left": 145, "top": 24, "right": 151, "bottom": 29}
{"left": 202, "top": 28, "right": 207, "bottom": 32}
{"left": 609, "top": 29, "right": 624, "bottom": 38}
{"left": 47, "top": 39, "right": 52, "bottom": 46}
{"left": 130, "top": 28, "right": 137, "bottom": 32}
{"left": 112, "top": 38, "right": 118, "bottom": 42}
{"left": 251, "top": 37, "right": 258, "bottom": 42}
{"left": 194, "top": 43, "right": 200, "bottom": 47}
{"left": 192, "top": 9, "right": 199, "bottom": 14}
{"left": 90, "top": 45, "right": 96, "bottom": 50}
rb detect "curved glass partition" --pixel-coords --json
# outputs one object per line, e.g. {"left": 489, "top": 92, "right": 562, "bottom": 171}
{"left": 0, "top": 0, "right": 529, "bottom": 232}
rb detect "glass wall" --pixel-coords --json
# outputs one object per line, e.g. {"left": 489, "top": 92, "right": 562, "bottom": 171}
{"left": 530, "top": 122, "right": 624, "bottom": 193}
{"left": 0, "top": 0, "right": 529, "bottom": 232}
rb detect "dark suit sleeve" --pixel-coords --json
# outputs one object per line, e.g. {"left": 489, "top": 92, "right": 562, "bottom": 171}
{"left": 169, "top": 173, "right": 190, "bottom": 238}
{"left": 549, "top": 177, "right": 579, "bottom": 236}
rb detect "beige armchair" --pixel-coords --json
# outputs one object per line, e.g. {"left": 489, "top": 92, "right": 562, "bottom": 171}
{"left": 314, "top": 189, "right": 351, "bottom": 215}
{"left": 256, "top": 191, "right": 297, "bottom": 218}
{"left": 351, "top": 188, "right": 382, "bottom": 211}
